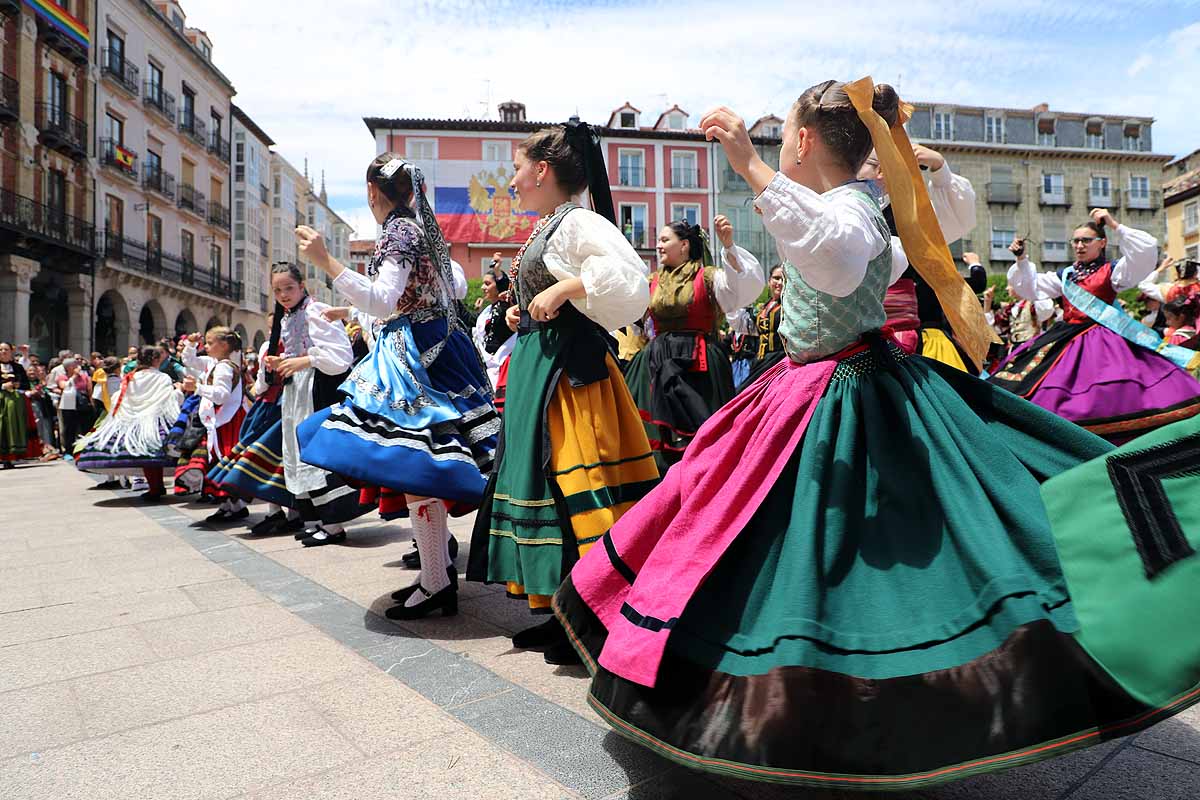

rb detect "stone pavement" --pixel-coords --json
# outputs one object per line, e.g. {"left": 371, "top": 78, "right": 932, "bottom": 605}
{"left": 2, "top": 461, "right": 1198, "bottom": 800}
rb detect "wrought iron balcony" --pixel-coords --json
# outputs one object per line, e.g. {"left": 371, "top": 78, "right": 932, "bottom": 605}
{"left": 143, "top": 83, "right": 176, "bottom": 121}
{"left": 670, "top": 167, "right": 699, "bottom": 189}
{"left": 1088, "top": 191, "right": 1120, "bottom": 209}
{"left": 0, "top": 72, "right": 16, "bottom": 124}
{"left": 35, "top": 102, "right": 87, "bottom": 160}
{"left": 142, "top": 163, "right": 176, "bottom": 200}
{"left": 177, "top": 183, "right": 208, "bottom": 218}
{"left": 101, "top": 49, "right": 140, "bottom": 96}
{"left": 0, "top": 0, "right": 21, "bottom": 18}
{"left": 986, "top": 182, "right": 1022, "bottom": 205}
{"left": 208, "top": 131, "right": 231, "bottom": 163}
{"left": 1038, "top": 186, "right": 1072, "bottom": 208}
{"left": 103, "top": 232, "right": 241, "bottom": 301}
{"left": 99, "top": 138, "right": 138, "bottom": 179}
{"left": 1124, "top": 190, "right": 1161, "bottom": 211}
{"left": 208, "top": 202, "right": 231, "bottom": 231}
{"left": 0, "top": 188, "right": 95, "bottom": 256}
{"left": 35, "top": 14, "right": 88, "bottom": 65}
{"left": 178, "top": 112, "right": 208, "bottom": 148}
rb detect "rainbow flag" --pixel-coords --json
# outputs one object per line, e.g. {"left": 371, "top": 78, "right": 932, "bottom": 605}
{"left": 23, "top": 0, "right": 90, "bottom": 50}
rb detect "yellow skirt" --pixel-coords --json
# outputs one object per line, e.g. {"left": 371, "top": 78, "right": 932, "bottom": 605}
{"left": 920, "top": 328, "right": 969, "bottom": 372}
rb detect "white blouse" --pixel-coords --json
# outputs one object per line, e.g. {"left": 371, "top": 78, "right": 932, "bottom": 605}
{"left": 299, "top": 301, "right": 355, "bottom": 376}
{"left": 1007, "top": 224, "right": 1159, "bottom": 302}
{"left": 710, "top": 246, "right": 766, "bottom": 313}
{"left": 181, "top": 343, "right": 238, "bottom": 407}
{"left": 252, "top": 341, "right": 271, "bottom": 396}
{"left": 543, "top": 208, "right": 651, "bottom": 332}
{"left": 333, "top": 261, "right": 409, "bottom": 319}
{"left": 925, "top": 163, "right": 977, "bottom": 246}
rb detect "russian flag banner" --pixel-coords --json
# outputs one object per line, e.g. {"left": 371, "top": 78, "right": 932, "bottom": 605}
{"left": 416, "top": 160, "right": 538, "bottom": 243}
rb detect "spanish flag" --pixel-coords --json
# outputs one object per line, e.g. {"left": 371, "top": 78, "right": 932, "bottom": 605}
{"left": 114, "top": 145, "right": 136, "bottom": 169}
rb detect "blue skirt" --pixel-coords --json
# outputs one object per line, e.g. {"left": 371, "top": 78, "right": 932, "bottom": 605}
{"left": 207, "top": 396, "right": 295, "bottom": 507}
{"left": 298, "top": 315, "right": 499, "bottom": 504}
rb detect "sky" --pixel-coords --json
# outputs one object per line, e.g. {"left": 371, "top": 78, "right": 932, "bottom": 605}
{"left": 185, "top": 0, "right": 1200, "bottom": 239}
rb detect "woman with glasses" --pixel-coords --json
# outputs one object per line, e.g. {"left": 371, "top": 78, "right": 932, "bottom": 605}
{"left": 990, "top": 208, "right": 1200, "bottom": 442}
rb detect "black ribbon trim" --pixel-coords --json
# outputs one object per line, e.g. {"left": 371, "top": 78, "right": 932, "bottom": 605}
{"left": 1106, "top": 433, "right": 1200, "bottom": 580}
{"left": 603, "top": 533, "right": 637, "bottom": 585}
{"left": 620, "top": 602, "right": 676, "bottom": 633}
{"left": 563, "top": 120, "right": 616, "bottom": 226}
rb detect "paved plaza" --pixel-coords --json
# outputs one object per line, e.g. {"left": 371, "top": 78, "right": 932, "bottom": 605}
{"left": 2, "top": 462, "right": 1198, "bottom": 799}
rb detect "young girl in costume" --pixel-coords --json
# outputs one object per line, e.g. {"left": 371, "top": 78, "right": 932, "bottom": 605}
{"left": 466, "top": 122, "right": 659, "bottom": 665}
{"left": 296, "top": 155, "right": 498, "bottom": 611}
{"left": 552, "top": 79, "right": 1199, "bottom": 789}
{"left": 990, "top": 211, "right": 1200, "bottom": 442}
{"left": 74, "top": 347, "right": 181, "bottom": 501}
{"left": 624, "top": 217, "right": 762, "bottom": 470}
{"left": 0, "top": 342, "right": 39, "bottom": 468}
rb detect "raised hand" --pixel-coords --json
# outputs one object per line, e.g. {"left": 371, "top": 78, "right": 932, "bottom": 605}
{"left": 713, "top": 215, "right": 735, "bottom": 249}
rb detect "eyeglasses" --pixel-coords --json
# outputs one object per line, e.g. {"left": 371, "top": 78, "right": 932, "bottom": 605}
{"left": 1070, "top": 237, "right": 1102, "bottom": 245}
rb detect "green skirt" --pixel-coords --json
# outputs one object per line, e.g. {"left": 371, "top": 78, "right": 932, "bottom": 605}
{"left": 0, "top": 389, "right": 29, "bottom": 460}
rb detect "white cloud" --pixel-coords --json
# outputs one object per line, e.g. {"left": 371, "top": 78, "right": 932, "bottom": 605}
{"left": 183, "top": 0, "right": 1199, "bottom": 232}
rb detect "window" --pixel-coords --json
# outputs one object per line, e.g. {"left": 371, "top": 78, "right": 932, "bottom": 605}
{"left": 618, "top": 204, "right": 648, "bottom": 248}
{"left": 106, "top": 30, "right": 125, "bottom": 70}
{"left": 985, "top": 113, "right": 1004, "bottom": 143}
{"left": 670, "top": 203, "right": 700, "bottom": 226}
{"left": 147, "top": 214, "right": 162, "bottom": 254}
{"left": 671, "top": 150, "right": 698, "bottom": 189}
{"left": 1086, "top": 119, "right": 1103, "bottom": 149}
{"left": 211, "top": 244, "right": 222, "bottom": 272}
{"left": 210, "top": 110, "right": 221, "bottom": 138}
{"left": 146, "top": 149, "right": 161, "bottom": 177}
{"left": 1123, "top": 123, "right": 1141, "bottom": 152}
{"left": 933, "top": 111, "right": 953, "bottom": 140}
{"left": 105, "top": 195, "right": 123, "bottom": 237}
{"left": 105, "top": 113, "right": 124, "bottom": 145}
{"left": 990, "top": 213, "right": 1017, "bottom": 257}
{"left": 1037, "top": 117, "right": 1056, "bottom": 147}
{"left": 1043, "top": 217, "right": 1068, "bottom": 261}
{"left": 405, "top": 139, "right": 435, "bottom": 161}
{"left": 668, "top": 114, "right": 684, "bottom": 130}
{"left": 763, "top": 124, "right": 781, "bottom": 139}
{"left": 147, "top": 62, "right": 163, "bottom": 101}
{"left": 1090, "top": 175, "right": 1112, "bottom": 203}
{"left": 171, "top": 12, "right": 184, "bottom": 31}
{"left": 200, "top": 41, "right": 211, "bottom": 60}
{"left": 1129, "top": 175, "right": 1150, "bottom": 198}
{"left": 46, "top": 170, "right": 66, "bottom": 214}
{"left": 181, "top": 87, "right": 196, "bottom": 128}
{"left": 48, "top": 72, "right": 67, "bottom": 120}
{"left": 620, "top": 112, "right": 636, "bottom": 128}
{"left": 1185, "top": 201, "right": 1199, "bottom": 234}
{"left": 482, "top": 140, "right": 511, "bottom": 163}
{"left": 1188, "top": 245, "right": 1199, "bottom": 263}
{"left": 1042, "top": 173, "right": 1063, "bottom": 194}
{"left": 618, "top": 149, "right": 644, "bottom": 187}
{"left": 181, "top": 230, "right": 194, "bottom": 264}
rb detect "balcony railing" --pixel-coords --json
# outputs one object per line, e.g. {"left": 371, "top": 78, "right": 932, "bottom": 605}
{"left": 177, "top": 183, "right": 208, "bottom": 218}
{"left": 35, "top": 102, "right": 87, "bottom": 159}
{"left": 0, "top": 0, "right": 21, "bottom": 18}
{"left": 1185, "top": 217, "right": 1199, "bottom": 236}
{"left": 670, "top": 167, "right": 699, "bottom": 189}
{"left": 208, "top": 202, "right": 231, "bottom": 230}
{"left": 143, "top": 83, "right": 176, "bottom": 121}
{"left": 1038, "top": 186, "right": 1071, "bottom": 207}
{"left": 99, "top": 138, "right": 138, "bottom": 179}
{"left": 986, "top": 182, "right": 1022, "bottom": 205}
{"left": 1088, "top": 191, "right": 1119, "bottom": 209}
{"left": 259, "top": 184, "right": 269, "bottom": 204}
{"left": 35, "top": 15, "right": 87, "bottom": 65}
{"left": 101, "top": 49, "right": 140, "bottom": 96}
{"left": 621, "top": 227, "right": 649, "bottom": 249}
{"left": 178, "top": 112, "right": 208, "bottom": 148}
{"left": 618, "top": 165, "right": 645, "bottom": 187}
{"left": 0, "top": 188, "right": 95, "bottom": 257}
{"left": 260, "top": 237, "right": 269, "bottom": 257}
{"left": 1124, "top": 190, "right": 1161, "bottom": 210}
{"left": 0, "top": 72, "right": 17, "bottom": 123}
{"left": 208, "top": 131, "right": 231, "bottom": 163}
{"left": 142, "top": 163, "right": 176, "bottom": 200}
{"left": 103, "top": 232, "right": 241, "bottom": 301}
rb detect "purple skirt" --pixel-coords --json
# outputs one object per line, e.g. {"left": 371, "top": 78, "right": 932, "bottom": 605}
{"left": 990, "top": 321, "right": 1200, "bottom": 442}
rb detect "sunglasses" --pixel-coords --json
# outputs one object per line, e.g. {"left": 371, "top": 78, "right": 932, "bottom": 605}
{"left": 1071, "top": 237, "right": 1103, "bottom": 245}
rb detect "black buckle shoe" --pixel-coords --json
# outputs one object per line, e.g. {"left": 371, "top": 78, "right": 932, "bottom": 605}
{"left": 391, "top": 566, "right": 457, "bottom": 601}
{"left": 249, "top": 511, "right": 286, "bottom": 535}
{"left": 301, "top": 529, "right": 346, "bottom": 547}
{"left": 385, "top": 583, "right": 457, "bottom": 620}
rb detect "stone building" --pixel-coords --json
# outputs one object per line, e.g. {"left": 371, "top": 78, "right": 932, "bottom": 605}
{"left": 231, "top": 102, "right": 272, "bottom": 349}
{"left": 1163, "top": 148, "right": 1199, "bottom": 266}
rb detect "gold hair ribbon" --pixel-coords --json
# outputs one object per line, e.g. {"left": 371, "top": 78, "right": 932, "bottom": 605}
{"left": 844, "top": 77, "right": 998, "bottom": 369}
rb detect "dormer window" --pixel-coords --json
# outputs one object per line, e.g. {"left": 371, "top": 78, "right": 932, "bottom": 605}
{"left": 1086, "top": 118, "right": 1104, "bottom": 149}
{"left": 933, "top": 110, "right": 953, "bottom": 140}
{"left": 668, "top": 114, "right": 684, "bottom": 130}
{"left": 1123, "top": 123, "right": 1141, "bottom": 152}
{"left": 620, "top": 112, "right": 636, "bottom": 128}
{"left": 1037, "top": 116, "right": 1056, "bottom": 147}
{"left": 200, "top": 41, "right": 211, "bottom": 60}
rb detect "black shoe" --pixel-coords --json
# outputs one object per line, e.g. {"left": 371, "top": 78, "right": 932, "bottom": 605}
{"left": 1, "top": 462, "right": 13, "bottom": 470}
{"left": 512, "top": 617, "right": 566, "bottom": 650}
{"left": 249, "top": 511, "right": 286, "bottom": 535}
{"left": 385, "top": 583, "right": 457, "bottom": 620}
{"left": 391, "top": 566, "right": 457, "bottom": 601}
{"left": 301, "top": 529, "right": 346, "bottom": 547}
{"left": 296, "top": 525, "right": 319, "bottom": 541}
{"left": 139, "top": 491, "right": 163, "bottom": 504}
{"left": 277, "top": 516, "right": 305, "bottom": 533}
{"left": 95, "top": 478, "right": 123, "bottom": 489}
{"left": 207, "top": 506, "right": 250, "bottom": 524}
{"left": 543, "top": 639, "right": 583, "bottom": 666}
{"left": 401, "top": 535, "right": 458, "bottom": 570}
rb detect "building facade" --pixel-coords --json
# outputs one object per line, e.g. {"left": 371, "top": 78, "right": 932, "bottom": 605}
{"left": 89, "top": 0, "right": 236, "bottom": 355}
{"left": 303, "top": 175, "right": 350, "bottom": 306}
{"left": 231, "top": 102, "right": 271, "bottom": 349}
{"left": 1163, "top": 148, "right": 1199, "bottom": 265}
{"left": 907, "top": 101, "right": 1171, "bottom": 270}
{"left": 348, "top": 238, "right": 371, "bottom": 274}
{"left": 1, "top": 0, "right": 96, "bottom": 357}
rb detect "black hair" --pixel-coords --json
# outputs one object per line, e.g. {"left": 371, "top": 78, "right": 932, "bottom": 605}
{"left": 270, "top": 262, "right": 305, "bottom": 285}
{"left": 136, "top": 346, "right": 160, "bottom": 368}
{"left": 1178, "top": 260, "right": 1199, "bottom": 280}
{"left": 665, "top": 220, "right": 705, "bottom": 262}
{"left": 1075, "top": 220, "right": 1108, "bottom": 240}
{"left": 366, "top": 153, "right": 416, "bottom": 216}
{"left": 519, "top": 121, "right": 616, "bottom": 224}
{"left": 1164, "top": 294, "right": 1200, "bottom": 323}
{"left": 792, "top": 80, "right": 900, "bottom": 172}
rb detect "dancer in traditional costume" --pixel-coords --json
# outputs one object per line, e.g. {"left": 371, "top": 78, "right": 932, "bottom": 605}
{"left": 624, "top": 217, "right": 762, "bottom": 469}
{"left": 466, "top": 122, "right": 659, "bottom": 665}
{"left": 248, "top": 263, "right": 362, "bottom": 546}
{"left": 74, "top": 347, "right": 181, "bottom": 501}
{"left": 206, "top": 316, "right": 305, "bottom": 536}
{"left": 472, "top": 268, "right": 517, "bottom": 398}
{"left": 297, "top": 155, "right": 498, "bottom": 601}
{"left": 729, "top": 263, "right": 785, "bottom": 386}
{"left": 552, "top": 78, "right": 1200, "bottom": 790}
{"left": 1162, "top": 294, "right": 1200, "bottom": 346}
{"left": 990, "top": 212, "right": 1200, "bottom": 442}
{"left": 0, "top": 342, "right": 39, "bottom": 468}
{"left": 1139, "top": 255, "right": 1200, "bottom": 306}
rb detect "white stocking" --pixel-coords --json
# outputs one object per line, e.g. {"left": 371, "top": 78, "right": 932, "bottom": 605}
{"left": 405, "top": 498, "right": 451, "bottom": 607}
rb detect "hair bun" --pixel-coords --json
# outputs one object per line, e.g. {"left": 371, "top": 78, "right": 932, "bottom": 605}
{"left": 872, "top": 84, "right": 900, "bottom": 126}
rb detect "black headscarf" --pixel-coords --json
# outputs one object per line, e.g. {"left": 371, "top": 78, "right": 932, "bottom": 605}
{"left": 563, "top": 119, "right": 616, "bottom": 226}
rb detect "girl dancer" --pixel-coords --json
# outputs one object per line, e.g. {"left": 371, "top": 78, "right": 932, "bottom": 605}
{"left": 297, "top": 155, "right": 498, "bottom": 609}
{"left": 466, "top": 122, "right": 658, "bottom": 665}
{"left": 553, "top": 79, "right": 1199, "bottom": 789}
{"left": 990, "top": 210, "right": 1200, "bottom": 442}
{"left": 74, "top": 347, "right": 181, "bottom": 500}
{"left": 624, "top": 217, "right": 762, "bottom": 469}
